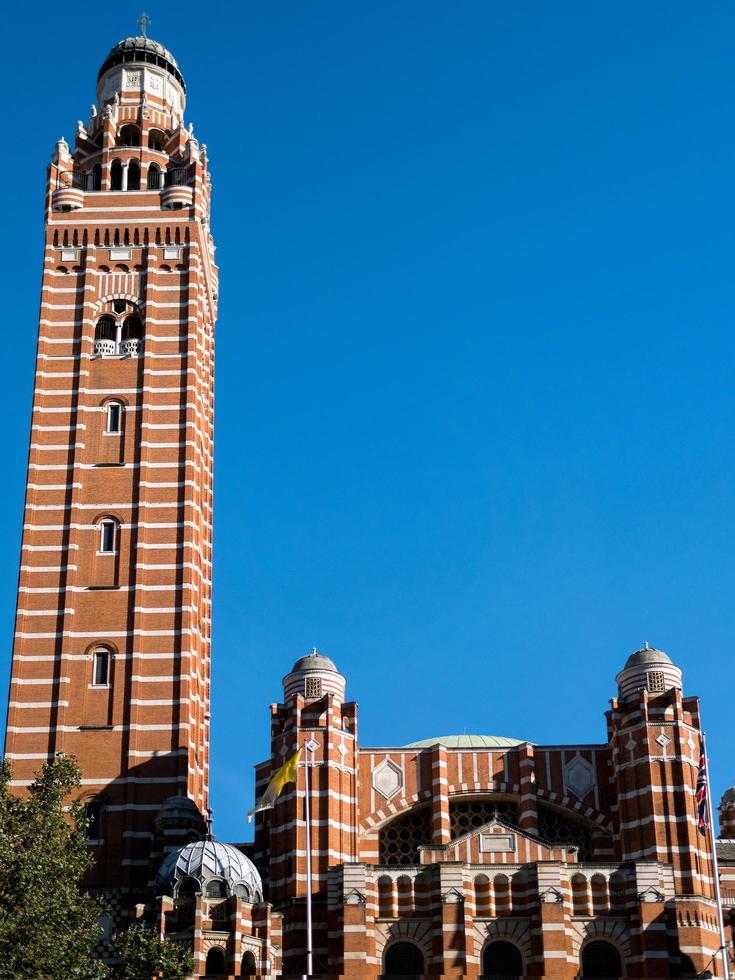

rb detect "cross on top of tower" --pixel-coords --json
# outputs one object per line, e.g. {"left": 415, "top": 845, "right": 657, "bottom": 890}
{"left": 205, "top": 806, "right": 214, "bottom": 840}
{"left": 138, "top": 12, "right": 151, "bottom": 36}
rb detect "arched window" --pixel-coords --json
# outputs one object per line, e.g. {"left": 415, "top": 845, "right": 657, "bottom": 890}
{"left": 177, "top": 876, "right": 199, "bottom": 899}
{"left": 92, "top": 648, "right": 110, "bottom": 686}
{"left": 204, "top": 947, "right": 226, "bottom": 977}
{"left": 95, "top": 316, "right": 116, "bottom": 341}
{"left": 581, "top": 940, "right": 622, "bottom": 977}
{"left": 85, "top": 799, "right": 103, "bottom": 840}
{"left": 240, "top": 951, "right": 256, "bottom": 976}
{"left": 396, "top": 874, "right": 413, "bottom": 914}
{"left": 482, "top": 940, "right": 523, "bottom": 978}
{"left": 91, "top": 164, "right": 102, "bottom": 191}
{"left": 127, "top": 161, "right": 140, "bottom": 191}
{"left": 121, "top": 316, "right": 143, "bottom": 340}
{"left": 233, "top": 882, "right": 250, "bottom": 900}
{"left": 118, "top": 125, "right": 140, "bottom": 147}
{"left": 493, "top": 873, "right": 510, "bottom": 915}
{"left": 148, "top": 129, "right": 167, "bottom": 151}
{"left": 121, "top": 316, "right": 143, "bottom": 356}
{"left": 377, "top": 875, "right": 394, "bottom": 918}
{"left": 474, "top": 873, "right": 491, "bottom": 917}
{"left": 106, "top": 402, "right": 123, "bottom": 434}
{"left": 572, "top": 873, "right": 589, "bottom": 917}
{"left": 383, "top": 941, "right": 424, "bottom": 977}
{"left": 590, "top": 873, "right": 609, "bottom": 915}
{"left": 98, "top": 519, "right": 117, "bottom": 555}
{"left": 205, "top": 878, "right": 227, "bottom": 898}
{"left": 147, "top": 163, "right": 162, "bottom": 190}
{"left": 110, "top": 160, "right": 123, "bottom": 191}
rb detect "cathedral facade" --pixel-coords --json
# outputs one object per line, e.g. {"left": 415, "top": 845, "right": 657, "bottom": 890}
{"left": 2, "top": 29, "right": 735, "bottom": 980}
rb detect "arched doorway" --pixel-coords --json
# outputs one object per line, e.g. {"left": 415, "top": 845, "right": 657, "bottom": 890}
{"left": 383, "top": 940, "right": 425, "bottom": 976}
{"left": 581, "top": 940, "right": 622, "bottom": 977}
{"left": 204, "top": 946, "right": 226, "bottom": 976}
{"left": 482, "top": 939, "right": 523, "bottom": 977}
{"left": 241, "top": 950, "right": 257, "bottom": 976}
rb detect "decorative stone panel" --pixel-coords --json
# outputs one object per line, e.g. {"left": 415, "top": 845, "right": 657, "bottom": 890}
{"left": 373, "top": 759, "right": 403, "bottom": 801}
{"left": 564, "top": 754, "right": 595, "bottom": 800}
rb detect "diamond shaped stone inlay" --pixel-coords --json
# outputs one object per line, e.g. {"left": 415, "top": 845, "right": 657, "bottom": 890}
{"left": 656, "top": 733, "right": 671, "bottom": 748}
{"left": 372, "top": 759, "right": 403, "bottom": 801}
{"left": 564, "top": 754, "right": 595, "bottom": 800}
{"left": 337, "top": 743, "right": 348, "bottom": 758}
{"left": 304, "top": 738, "right": 319, "bottom": 754}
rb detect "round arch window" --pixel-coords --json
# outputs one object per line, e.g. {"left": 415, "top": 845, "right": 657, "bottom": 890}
{"left": 581, "top": 939, "right": 622, "bottom": 977}
{"left": 383, "top": 941, "right": 424, "bottom": 976}
{"left": 483, "top": 939, "right": 523, "bottom": 977}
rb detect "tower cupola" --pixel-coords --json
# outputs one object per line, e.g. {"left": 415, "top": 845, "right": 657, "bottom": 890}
{"left": 283, "top": 648, "right": 346, "bottom": 704}
{"left": 96, "top": 33, "right": 186, "bottom": 120}
{"left": 719, "top": 784, "right": 735, "bottom": 838}
{"left": 615, "top": 643, "right": 683, "bottom": 701}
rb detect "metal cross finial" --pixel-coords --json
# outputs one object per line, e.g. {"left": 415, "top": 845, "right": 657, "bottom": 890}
{"left": 205, "top": 806, "right": 214, "bottom": 840}
{"left": 312, "top": 646, "right": 318, "bottom": 655}
{"left": 138, "top": 12, "right": 151, "bottom": 36}
{"left": 644, "top": 640, "right": 649, "bottom": 650}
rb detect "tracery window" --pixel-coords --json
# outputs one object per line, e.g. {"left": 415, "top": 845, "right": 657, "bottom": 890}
{"left": 537, "top": 803, "right": 593, "bottom": 860}
{"left": 378, "top": 806, "right": 432, "bottom": 865}
{"left": 449, "top": 799, "right": 520, "bottom": 838}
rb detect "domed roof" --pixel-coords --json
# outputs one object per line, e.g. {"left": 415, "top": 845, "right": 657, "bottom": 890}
{"left": 98, "top": 36, "right": 185, "bottom": 90}
{"left": 722, "top": 784, "right": 735, "bottom": 806}
{"left": 155, "top": 839, "right": 262, "bottom": 900}
{"left": 154, "top": 794, "right": 205, "bottom": 830}
{"left": 406, "top": 734, "right": 524, "bottom": 749}
{"left": 623, "top": 645, "right": 673, "bottom": 670}
{"left": 290, "top": 650, "right": 338, "bottom": 673}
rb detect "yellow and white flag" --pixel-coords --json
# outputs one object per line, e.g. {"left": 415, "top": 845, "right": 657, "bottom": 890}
{"left": 247, "top": 747, "right": 301, "bottom": 822}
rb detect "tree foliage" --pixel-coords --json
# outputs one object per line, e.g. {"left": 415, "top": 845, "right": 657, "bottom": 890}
{"left": 0, "top": 754, "right": 109, "bottom": 978}
{"left": 112, "top": 923, "right": 194, "bottom": 979}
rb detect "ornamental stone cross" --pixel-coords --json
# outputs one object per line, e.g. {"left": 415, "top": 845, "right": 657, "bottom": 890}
{"left": 138, "top": 12, "right": 150, "bottom": 36}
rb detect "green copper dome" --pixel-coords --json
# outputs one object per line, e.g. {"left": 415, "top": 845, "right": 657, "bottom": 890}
{"left": 405, "top": 734, "right": 525, "bottom": 749}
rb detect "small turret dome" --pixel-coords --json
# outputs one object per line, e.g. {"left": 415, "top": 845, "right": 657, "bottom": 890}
{"left": 96, "top": 33, "right": 187, "bottom": 119}
{"left": 155, "top": 839, "right": 262, "bottom": 902}
{"left": 615, "top": 643, "right": 682, "bottom": 701}
{"left": 155, "top": 795, "right": 206, "bottom": 836}
{"left": 283, "top": 648, "right": 346, "bottom": 704}
{"left": 98, "top": 36, "right": 185, "bottom": 90}
{"left": 291, "top": 651, "right": 338, "bottom": 673}
{"left": 719, "top": 783, "right": 735, "bottom": 838}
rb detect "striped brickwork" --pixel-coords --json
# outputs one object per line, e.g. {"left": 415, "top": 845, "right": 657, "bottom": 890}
{"left": 3, "top": 45, "right": 216, "bottom": 912}
{"left": 253, "top": 661, "right": 734, "bottom": 977}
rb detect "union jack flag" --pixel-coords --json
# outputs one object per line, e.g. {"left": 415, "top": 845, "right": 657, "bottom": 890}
{"left": 695, "top": 747, "right": 709, "bottom": 836}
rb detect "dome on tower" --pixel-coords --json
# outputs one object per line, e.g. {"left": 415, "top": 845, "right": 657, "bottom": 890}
{"left": 615, "top": 643, "right": 682, "bottom": 701}
{"left": 154, "top": 794, "right": 206, "bottom": 836}
{"left": 98, "top": 35, "right": 185, "bottom": 90}
{"left": 283, "top": 648, "right": 346, "bottom": 704}
{"left": 155, "top": 839, "right": 262, "bottom": 901}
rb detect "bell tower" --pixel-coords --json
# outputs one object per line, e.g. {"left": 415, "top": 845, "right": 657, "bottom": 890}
{"left": 3, "top": 31, "right": 217, "bottom": 910}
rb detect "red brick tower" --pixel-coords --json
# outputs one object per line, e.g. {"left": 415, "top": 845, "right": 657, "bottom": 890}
{"left": 3, "top": 32, "right": 217, "bottom": 913}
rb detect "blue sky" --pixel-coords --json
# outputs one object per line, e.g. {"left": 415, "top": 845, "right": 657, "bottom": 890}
{"left": 0, "top": 3, "right": 733, "bottom": 841}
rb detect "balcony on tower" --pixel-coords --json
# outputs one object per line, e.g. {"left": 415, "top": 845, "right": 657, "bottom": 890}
{"left": 94, "top": 313, "right": 144, "bottom": 358}
{"left": 52, "top": 167, "right": 101, "bottom": 211}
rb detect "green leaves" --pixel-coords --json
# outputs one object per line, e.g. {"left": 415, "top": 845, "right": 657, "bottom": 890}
{"left": 112, "top": 923, "right": 194, "bottom": 979}
{"left": 0, "top": 755, "right": 110, "bottom": 979}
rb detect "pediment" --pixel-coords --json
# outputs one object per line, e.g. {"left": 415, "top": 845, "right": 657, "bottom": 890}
{"left": 419, "top": 817, "right": 569, "bottom": 864}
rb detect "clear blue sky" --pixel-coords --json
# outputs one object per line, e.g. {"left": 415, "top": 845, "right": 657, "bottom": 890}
{"left": 0, "top": 3, "right": 733, "bottom": 842}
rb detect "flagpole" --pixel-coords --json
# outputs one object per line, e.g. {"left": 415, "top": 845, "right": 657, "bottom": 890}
{"left": 702, "top": 731, "right": 731, "bottom": 980}
{"left": 303, "top": 740, "right": 313, "bottom": 979}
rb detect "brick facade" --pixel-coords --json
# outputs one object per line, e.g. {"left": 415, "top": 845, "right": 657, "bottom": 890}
{"left": 3, "top": 34, "right": 216, "bottom": 916}
{"left": 250, "top": 649, "right": 735, "bottom": 978}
